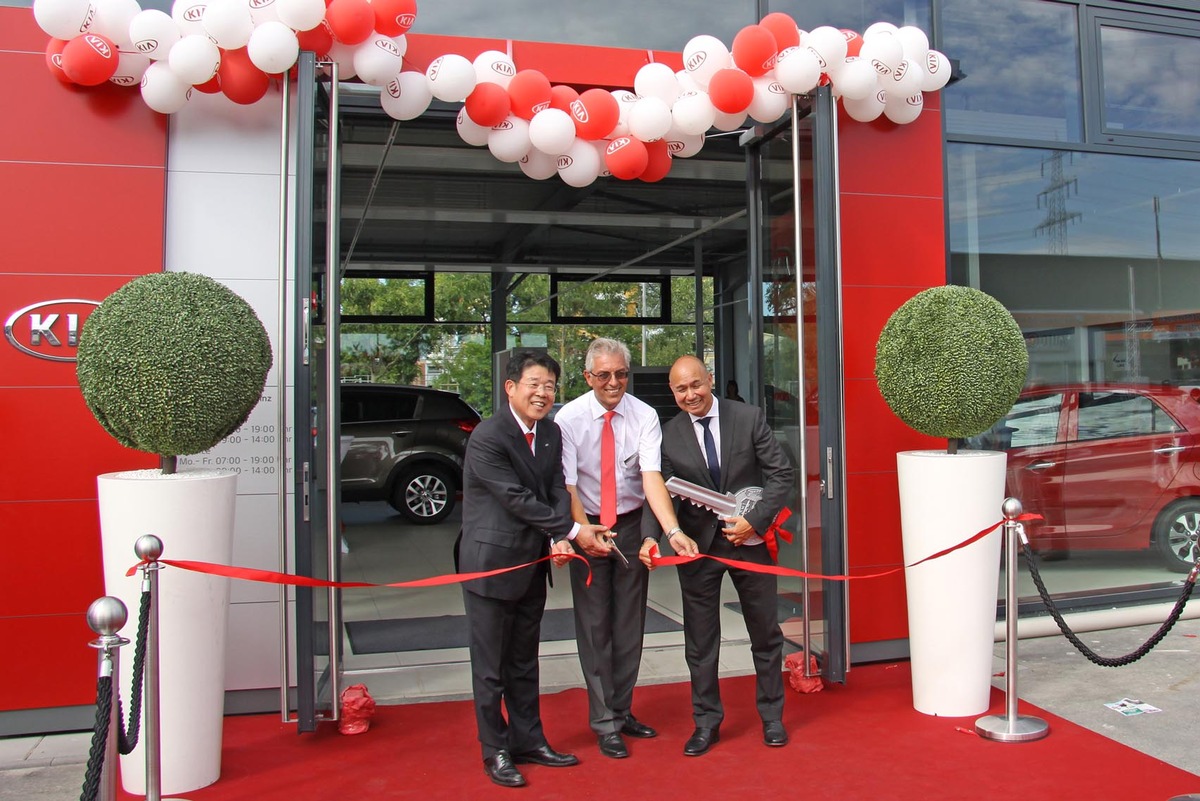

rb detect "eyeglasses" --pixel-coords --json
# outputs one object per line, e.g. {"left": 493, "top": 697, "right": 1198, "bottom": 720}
{"left": 520, "top": 380, "right": 558, "bottom": 394}
{"left": 587, "top": 370, "right": 630, "bottom": 383}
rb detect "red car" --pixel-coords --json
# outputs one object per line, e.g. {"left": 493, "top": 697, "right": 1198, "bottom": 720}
{"left": 966, "top": 383, "right": 1200, "bottom": 572}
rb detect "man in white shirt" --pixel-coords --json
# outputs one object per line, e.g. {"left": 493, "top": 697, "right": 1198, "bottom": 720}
{"left": 554, "top": 338, "right": 690, "bottom": 759}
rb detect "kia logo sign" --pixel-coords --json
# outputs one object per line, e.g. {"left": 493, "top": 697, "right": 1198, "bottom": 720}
{"left": 4, "top": 299, "right": 101, "bottom": 362}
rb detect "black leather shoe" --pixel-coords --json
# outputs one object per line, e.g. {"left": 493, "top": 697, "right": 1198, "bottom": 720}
{"left": 763, "top": 720, "right": 789, "bottom": 747}
{"left": 683, "top": 726, "right": 720, "bottom": 756}
{"left": 620, "top": 714, "right": 657, "bottom": 739}
{"left": 512, "top": 744, "right": 580, "bottom": 768}
{"left": 598, "top": 732, "right": 628, "bottom": 759}
{"left": 483, "top": 751, "right": 526, "bottom": 787}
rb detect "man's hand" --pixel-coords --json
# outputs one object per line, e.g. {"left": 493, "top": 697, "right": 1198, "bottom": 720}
{"left": 668, "top": 530, "right": 699, "bottom": 557}
{"left": 550, "top": 538, "right": 575, "bottom": 567}
{"left": 575, "top": 523, "right": 614, "bottom": 558}
{"left": 721, "top": 516, "right": 756, "bottom": 546}
{"left": 638, "top": 538, "right": 659, "bottom": 570}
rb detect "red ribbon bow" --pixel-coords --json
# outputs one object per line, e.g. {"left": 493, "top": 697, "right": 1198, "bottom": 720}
{"left": 763, "top": 506, "right": 793, "bottom": 563}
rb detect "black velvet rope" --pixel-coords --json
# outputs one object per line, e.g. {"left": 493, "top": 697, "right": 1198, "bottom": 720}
{"left": 79, "top": 675, "right": 111, "bottom": 801}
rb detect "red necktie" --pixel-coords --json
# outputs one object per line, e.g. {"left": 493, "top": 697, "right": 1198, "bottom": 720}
{"left": 600, "top": 410, "right": 617, "bottom": 528}
{"left": 525, "top": 432, "right": 535, "bottom": 453}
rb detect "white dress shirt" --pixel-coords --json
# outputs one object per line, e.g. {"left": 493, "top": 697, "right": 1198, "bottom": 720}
{"left": 554, "top": 391, "right": 663, "bottom": 518}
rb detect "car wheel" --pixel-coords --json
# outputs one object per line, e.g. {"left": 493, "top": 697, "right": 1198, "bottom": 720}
{"left": 390, "top": 465, "right": 455, "bottom": 524}
{"left": 1152, "top": 499, "right": 1200, "bottom": 573}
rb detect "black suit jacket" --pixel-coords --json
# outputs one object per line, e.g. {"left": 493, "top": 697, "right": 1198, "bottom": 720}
{"left": 459, "top": 406, "right": 575, "bottom": 600}
{"left": 649, "top": 398, "right": 794, "bottom": 552}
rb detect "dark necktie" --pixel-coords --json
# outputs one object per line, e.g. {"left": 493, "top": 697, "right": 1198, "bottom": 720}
{"left": 600, "top": 410, "right": 617, "bottom": 528}
{"left": 698, "top": 417, "right": 720, "bottom": 488}
{"left": 525, "top": 431, "right": 535, "bottom": 453}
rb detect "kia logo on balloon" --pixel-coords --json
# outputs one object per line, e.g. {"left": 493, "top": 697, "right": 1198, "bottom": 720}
{"left": 134, "top": 38, "right": 158, "bottom": 53}
{"left": 427, "top": 56, "right": 443, "bottom": 80}
{"left": 111, "top": 75, "right": 138, "bottom": 86}
{"left": 397, "top": 13, "right": 416, "bottom": 28}
{"left": 4, "top": 299, "right": 101, "bottom": 363}
{"left": 386, "top": 79, "right": 402, "bottom": 98}
{"left": 487, "top": 60, "right": 515, "bottom": 78}
{"left": 685, "top": 53, "right": 706, "bottom": 71}
{"left": 569, "top": 99, "right": 588, "bottom": 123}
{"left": 182, "top": 5, "right": 204, "bottom": 22}
{"left": 85, "top": 34, "right": 111, "bottom": 58}
{"left": 79, "top": 4, "right": 94, "bottom": 33}
{"left": 556, "top": 154, "right": 573, "bottom": 169}
{"left": 376, "top": 39, "right": 400, "bottom": 56}
{"left": 249, "top": 0, "right": 274, "bottom": 8}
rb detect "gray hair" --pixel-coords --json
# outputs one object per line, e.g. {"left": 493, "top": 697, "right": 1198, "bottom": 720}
{"left": 585, "top": 338, "right": 631, "bottom": 372}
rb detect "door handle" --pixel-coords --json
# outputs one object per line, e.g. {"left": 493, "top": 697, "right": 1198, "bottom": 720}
{"left": 392, "top": 430, "right": 413, "bottom": 437}
{"left": 1028, "top": 461, "right": 1056, "bottom": 471}
{"left": 1154, "top": 445, "right": 1186, "bottom": 455}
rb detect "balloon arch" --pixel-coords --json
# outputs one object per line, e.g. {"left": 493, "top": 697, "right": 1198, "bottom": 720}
{"left": 35, "top": 0, "right": 952, "bottom": 187}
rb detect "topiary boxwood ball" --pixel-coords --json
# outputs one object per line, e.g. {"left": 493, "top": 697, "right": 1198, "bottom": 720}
{"left": 76, "top": 272, "right": 273, "bottom": 459}
{"left": 874, "top": 285, "right": 1028, "bottom": 447}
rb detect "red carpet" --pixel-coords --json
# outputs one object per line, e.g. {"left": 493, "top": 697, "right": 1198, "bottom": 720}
{"left": 117, "top": 662, "right": 1198, "bottom": 801}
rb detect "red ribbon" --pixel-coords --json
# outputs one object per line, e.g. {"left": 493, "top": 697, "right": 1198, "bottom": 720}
{"left": 763, "top": 506, "right": 793, "bottom": 563}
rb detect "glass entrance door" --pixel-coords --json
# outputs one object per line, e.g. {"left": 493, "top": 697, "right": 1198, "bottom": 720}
{"left": 292, "top": 53, "right": 344, "bottom": 731}
{"left": 748, "top": 89, "right": 848, "bottom": 682}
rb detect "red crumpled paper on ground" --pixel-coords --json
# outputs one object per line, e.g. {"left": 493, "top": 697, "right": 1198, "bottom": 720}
{"left": 339, "top": 684, "right": 376, "bottom": 735}
{"left": 784, "top": 652, "right": 824, "bottom": 693}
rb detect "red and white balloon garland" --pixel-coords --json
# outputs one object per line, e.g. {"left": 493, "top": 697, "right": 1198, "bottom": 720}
{"left": 33, "top": 1, "right": 950, "bottom": 187}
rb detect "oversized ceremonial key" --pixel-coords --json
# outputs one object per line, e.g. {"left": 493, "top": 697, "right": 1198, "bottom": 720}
{"left": 665, "top": 476, "right": 763, "bottom": 519}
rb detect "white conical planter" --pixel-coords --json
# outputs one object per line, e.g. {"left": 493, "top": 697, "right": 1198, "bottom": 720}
{"left": 898, "top": 450, "right": 1006, "bottom": 717}
{"left": 98, "top": 469, "right": 237, "bottom": 795}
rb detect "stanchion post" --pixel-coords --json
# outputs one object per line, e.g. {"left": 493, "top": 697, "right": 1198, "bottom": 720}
{"left": 975, "top": 497, "right": 1050, "bottom": 742}
{"left": 134, "top": 535, "right": 165, "bottom": 801}
{"left": 87, "top": 596, "right": 130, "bottom": 801}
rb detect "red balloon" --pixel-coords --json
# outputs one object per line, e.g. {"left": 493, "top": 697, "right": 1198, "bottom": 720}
{"left": 570, "top": 87, "right": 618, "bottom": 140}
{"left": 759, "top": 12, "right": 800, "bottom": 52}
{"left": 638, "top": 139, "right": 672, "bottom": 183}
{"left": 707, "top": 68, "right": 754, "bottom": 114}
{"left": 605, "top": 136, "right": 648, "bottom": 181}
{"left": 219, "top": 47, "right": 270, "bottom": 105}
{"left": 296, "top": 23, "right": 333, "bottom": 57}
{"left": 464, "top": 81, "right": 511, "bottom": 127}
{"left": 45, "top": 38, "right": 73, "bottom": 85}
{"left": 549, "top": 84, "right": 579, "bottom": 114}
{"left": 732, "top": 24, "right": 778, "bottom": 77}
{"left": 842, "top": 29, "right": 864, "bottom": 58}
{"left": 324, "top": 0, "right": 374, "bottom": 45}
{"left": 61, "top": 33, "right": 119, "bottom": 87}
{"left": 194, "top": 74, "right": 222, "bottom": 94}
{"left": 507, "top": 69, "right": 552, "bottom": 120}
{"left": 372, "top": 0, "right": 416, "bottom": 36}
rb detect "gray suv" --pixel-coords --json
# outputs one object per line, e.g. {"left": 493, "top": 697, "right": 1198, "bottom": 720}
{"left": 340, "top": 384, "right": 481, "bottom": 524}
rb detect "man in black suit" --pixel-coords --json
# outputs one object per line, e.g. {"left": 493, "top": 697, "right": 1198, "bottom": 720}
{"left": 459, "top": 351, "right": 609, "bottom": 788}
{"left": 638, "top": 355, "right": 794, "bottom": 756}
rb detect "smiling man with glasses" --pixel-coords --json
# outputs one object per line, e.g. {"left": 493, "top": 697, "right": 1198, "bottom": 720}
{"left": 552, "top": 338, "right": 691, "bottom": 760}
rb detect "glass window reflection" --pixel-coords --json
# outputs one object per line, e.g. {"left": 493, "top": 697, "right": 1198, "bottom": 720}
{"left": 941, "top": 0, "right": 1082, "bottom": 141}
{"left": 768, "top": 0, "right": 929, "bottom": 37}
{"left": 1100, "top": 24, "right": 1200, "bottom": 139}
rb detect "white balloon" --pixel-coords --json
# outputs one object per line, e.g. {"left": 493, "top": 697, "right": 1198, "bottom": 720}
{"left": 519, "top": 148, "right": 560, "bottom": 180}
{"left": 381, "top": 70, "right": 433, "bottom": 121}
{"left": 456, "top": 106, "right": 491, "bottom": 146}
{"left": 170, "top": 0, "right": 208, "bottom": 37}
{"left": 830, "top": 57, "right": 876, "bottom": 100}
{"left": 860, "top": 32, "right": 903, "bottom": 78}
{"left": 528, "top": 108, "right": 576, "bottom": 156}
{"left": 353, "top": 34, "right": 406, "bottom": 87}
{"left": 247, "top": 20, "right": 298, "bottom": 74}
{"left": 863, "top": 21, "right": 899, "bottom": 40}
{"left": 747, "top": 75, "right": 789, "bottom": 123}
{"left": 488, "top": 115, "right": 532, "bottom": 163}
{"left": 326, "top": 40, "right": 356, "bottom": 79}
{"left": 712, "top": 107, "right": 747, "bottom": 132}
{"left": 921, "top": 49, "right": 952, "bottom": 92}
{"left": 895, "top": 25, "right": 930, "bottom": 63}
{"left": 591, "top": 140, "right": 612, "bottom": 178}
{"left": 883, "top": 58, "right": 923, "bottom": 99}
{"left": 140, "top": 60, "right": 190, "bottom": 113}
{"left": 274, "top": 0, "right": 325, "bottom": 32}
{"left": 628, "top": 96, "right": 672, "bottom": 142}
{"left": 665, "top": 130, "right": 705, "bottom": 159}
{"left": 634, "top": 62, "right": 681, "bottom": 105}
{"left": 671, "top": 90, "right": 715, "bottom": 136}
{"left": 675, "top": 68, "right": 699, "bottom": 95}
{"left": 842, "top": 89, "right": 885, "bottom": 122}
{"left": 803, "top": 25, "right": 847, "bottom": 72}
{"left": 201, "top": 0, "right": 253, "bottom": 49}
{"left": 884, "top": 91, "right": 924, "bottom": 124}
{"left": 472, "top": 49, "right": 516, "bottom": 89}
{"left": 33, "top": 0, "right": 95, "bottom": 39}
{"left": 557, "top": 138, "right": 602, "bottom": 187}
{"left": 109, "top": 47, "right": 150, "bottom": 85}
{"left": 89, "top": 0, "right": 139, "bottom": 47}
{"left": 682, "top": 34, "right": 730, "bottom": 90}
{"left": 129, "top": 9, "right": 179, "bottom": 60}
{"left": 609, "top": 89, "right": 638, "bottom": 138}
{"left": 167, "top": 33, "right": 219, "bottom": 85}
{"left": 774, "top": 46, "right": 820, "bottom": 94}
{"left": 426, "top": 53, "right": 476, "bottom": 103}
{"left": 247, "top": 0, "right": 281, "bottom": 26}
